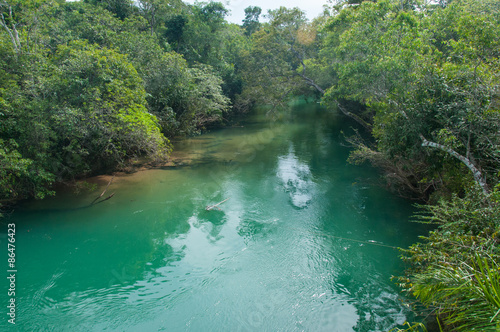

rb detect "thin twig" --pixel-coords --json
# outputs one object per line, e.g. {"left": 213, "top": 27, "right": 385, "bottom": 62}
{"left": 91, "top": 175, "right": 115, "bottom": 205}
{"left": 205, "top": 197, "right": 230, "bottom": 211}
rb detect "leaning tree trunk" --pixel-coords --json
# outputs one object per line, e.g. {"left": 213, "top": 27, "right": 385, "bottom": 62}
{"left": 420, "top": 135, "right": 489, "bottom": 195}
{"left": 0, "top": 1, "right": 21, "bottom": 54}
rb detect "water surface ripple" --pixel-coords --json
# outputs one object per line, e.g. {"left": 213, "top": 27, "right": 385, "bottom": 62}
{"left": 2, "top": 102, "right": 428, "bottom": 331}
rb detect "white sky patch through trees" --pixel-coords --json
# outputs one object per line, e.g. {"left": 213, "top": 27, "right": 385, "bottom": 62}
{"left": 184, "top": 0, "right": 331, "bottom": 24}
{"left": 65, "top": 0, "right": 332, "bottom": 24}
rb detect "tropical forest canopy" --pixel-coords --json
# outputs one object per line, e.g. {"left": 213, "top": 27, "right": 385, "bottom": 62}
{"left": 1, "top": 0, "right": 499, "bottom": 330}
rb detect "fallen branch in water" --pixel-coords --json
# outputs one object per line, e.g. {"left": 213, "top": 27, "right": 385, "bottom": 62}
{"left": 91, "top": 175, "right": 115, "bottom": 205}
{"left": 94, "top": 193, "right": 115, "bottom": 205}
{"left": 205, "top": 197, "right": 230, "bottom": 211}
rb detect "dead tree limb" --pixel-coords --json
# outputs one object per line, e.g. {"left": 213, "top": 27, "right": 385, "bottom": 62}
{"left": 94, "top": 193, "right": 115, "bottom": 205}
{"left": 91, "top": 175, "right": 115, "bottom": 205}
{"left": 0, "top": 1, "right": 21, "bottom": 53}
{"left": 205, "top": 197, "right": 230, "bottom": 211}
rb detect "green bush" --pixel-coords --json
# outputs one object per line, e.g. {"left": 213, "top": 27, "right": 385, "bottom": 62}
{"left": 399, "top": 187, "right": 500, "bottom": 331}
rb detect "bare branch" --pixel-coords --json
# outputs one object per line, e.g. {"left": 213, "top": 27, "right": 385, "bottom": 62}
{"left": 420, "top": 135, "right": 489, "bottom": 195}
{"left": 0, "top": 1, "right": 20, "bottom": 53}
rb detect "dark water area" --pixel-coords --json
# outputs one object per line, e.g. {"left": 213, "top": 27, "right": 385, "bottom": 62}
{"left": 1, "top": 101, "right": 429, "bottom": 331}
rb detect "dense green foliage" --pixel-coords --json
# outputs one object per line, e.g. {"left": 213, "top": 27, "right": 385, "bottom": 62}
{"left": 0, "top": 0, "right": 245, "bottom": 201}
{"left": 399, "top": 188, "right": 500, "bottom": 330}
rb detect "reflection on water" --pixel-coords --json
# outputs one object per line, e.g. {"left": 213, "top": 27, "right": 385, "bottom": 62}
{"left": 1, "top": 101, "right": 429, "bottom": 331}
{"left": 277, "top": 146, "right": 316, "bottom": 209}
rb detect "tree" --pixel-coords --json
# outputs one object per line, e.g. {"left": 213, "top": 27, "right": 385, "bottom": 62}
{"left": 164, "top": 13, "right": 187, "bottom": 51}
{"left": 136, "top": 0, "right": 184, "bottom": 37}
{"left": 179, "top": 1, "right": 228, "bottom": 65}
{"left": 242, "top": 6, "right": 261, "bottom": 36}
{"left": 165, "top": 1, "right": 245, "bottom": 107}
{"left": 0, "top": 0, "right": 58, "bottom": 55}
{"left": 316, "top": 2, "right": 500, "bottom": 329}
{"left": 0, "top": 0, "right": 240, "bottom": 201}
{"left": 398, "top": 189, "right": 500, "bottom": 331}
{"left": 188, "top": 64, "right": 231, "bottom": 130}
{"left": 237, "top": 25, "right": 302, "bottom": 113}
{"left": 0, "top": 139, "right": 55, "bottom": 200}
{"left": 137, "top": 0, "right": 163, "bottom": 36}
{"left": 373, "top": 0, "right": 500, "bottom": 195}
{"left": 198, "top": 1, "right": 227, "bottom": 31}
{"left": 316, "top": 0, "right": 500, "bottom": 196}
{"left": 47, "top": 41, "right": 169, "bottom": 174}
{"left": 237, "top": 7, "right": 325, "bottom": 113}
{"left": 52, "top": 1, "right": 123, "bottom": 47}
{"left": 84, "top": 0, "right": 134, "bottom": 20}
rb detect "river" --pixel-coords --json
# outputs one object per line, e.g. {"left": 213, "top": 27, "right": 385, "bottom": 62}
{"left": 1, "top": 101, "right": 428, "bottom": 331}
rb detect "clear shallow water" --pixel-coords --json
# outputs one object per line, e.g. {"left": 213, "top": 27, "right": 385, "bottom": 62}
{"left": 1, "top": 102, "right": 428, "bottom": 331}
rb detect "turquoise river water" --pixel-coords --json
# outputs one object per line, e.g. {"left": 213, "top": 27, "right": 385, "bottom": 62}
{"left": 1, "top": 102, "right": 429, "bottom": 331}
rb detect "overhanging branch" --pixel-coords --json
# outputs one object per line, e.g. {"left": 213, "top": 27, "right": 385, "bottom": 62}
{"left": 420, "top": 134, "right": 489, "bottom": 194}
{"left": 290, "top": 43, "right": 372, "bottom": 131}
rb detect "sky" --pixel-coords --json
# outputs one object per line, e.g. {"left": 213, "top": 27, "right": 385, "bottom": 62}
{"left": 184, "top": 0, "right": 331, "bottom": 24}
